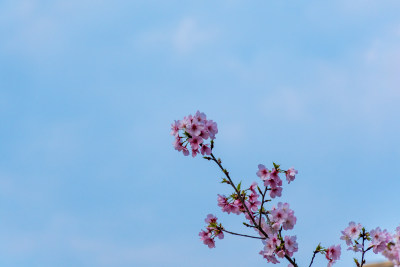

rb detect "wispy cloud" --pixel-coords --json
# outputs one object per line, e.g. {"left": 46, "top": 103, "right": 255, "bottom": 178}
{"left": 135, "top": 17, "right": 218, "bottom": 54}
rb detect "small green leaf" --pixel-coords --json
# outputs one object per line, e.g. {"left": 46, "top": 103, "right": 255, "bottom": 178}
{"left": 237, "top": 182, "right": 242, "bottom": 191}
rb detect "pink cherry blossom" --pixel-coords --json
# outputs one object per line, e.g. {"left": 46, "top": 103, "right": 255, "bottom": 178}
{"left": 187, "top": 120, "right": 203, "bottom": 136}
{"left": 276, "top": 249, "right": 286, "bottom": 258}
{"left": 282, "top": 212, "right": 297, "bottom": 230}
{"left": 370, "top": 227, "right": 392, "bottom": 254}
{"left": 257, "top": 217, "right": 276, "bottom": 238}
{"left": 199, "top": 230, "right": 215, "bottom": 248}
{"left": 217, "top": 194, "right": 237, "bottom": 214}
{"left": 231, "top": 199, "right": 243, "bottom": 215}
{"left": 284, "top": 235, "right": 298, "bottom": 257}
{"left": 205, "top": 214, "right": 218, "bottom": 224}
{"left": 189, "top": 136, "right": 203, "bottom": 150}
{"left": 203, "top": 236, "right": 215, "bottom": 248}
{"left": 249, "top": 182, "right": 258, "bottom": 193}
{"left": 247, "top": 199, "right": 261, "bottom": 212}
{"left": 340, "top": 221, "right": 362, "bottom": 246}
{"left": 198, "top": 128, "right": 210, "bottom": 140}
{"left": 271, "top": 207, "right": 288, "bottom": 225}
{"left": 182, "top": 146, "right": 189, "bottom": 156}
{"left": 194, "top": 110, "right": 207, "bottom": 123}
{"left": 262, "top": 234, "right": 281, "bottom": 256}
{"left": 199, "top": 229, "right": 210, "bottom": 240}
{"left": 270, "top": 168, "right": 280, "bottom": 182}
{"left": 269, "top": 202, "right": 296, "bottom": 231}
{"left": 199, "top": 214, "right": 224, "bottom": 249}
{"left": 257, "top": 164, "right": 270, "bottom": 180}
{"left": 179, "top": 115, "right": 191, "bottom": 129}
{"left": 270, "top": 186, "right": 282, "bottom": 198}
{"left": 286, "top": 167, "right": 298, "bottom": 184}
{"left": 173, "top": 137, "right": 183, "bottom": 151}
{"left": 170, "top": 120, "right": 180, "bottom": 136}
{"left": 325, "top": 245, "right": 341, "bottom": 266}
{"left": 205, "top": 120, "right": 218, "bottom": 139}
{"left": 201, "top": 144, "right": 211, "bottom": 155}
{"left": 259, "top": 250, "right": 280, "bottom": 264}
{"left": 249, "top": 191, "right": 259, "bottom": 202}
{"left": 215, "top": 231, "right": 224, "bottom": 240}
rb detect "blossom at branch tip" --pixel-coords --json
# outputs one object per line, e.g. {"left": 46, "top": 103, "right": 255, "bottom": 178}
{"left": 286, "top": 167, "right": 298, "bottom": 184}
{"left": 325, "top": 245, "right": 341, "bottom": 267}
{"left": 340, "top": 221, "right": 362, "bottom": 247}
{"left": 257, "top": 164, "right": 270, "bottom": 180}
{"left": 205, "top": 214, "right": 217, "bottom": 224}
{"left": 171, "top": 111, "right": 218, "bottom": 157}
{"left": 199, "top": 214, "right": 224, "bottom": 248}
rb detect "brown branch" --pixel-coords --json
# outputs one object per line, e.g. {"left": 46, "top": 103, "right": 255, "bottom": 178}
{"left": 222, "top": 229, "right": 266, "bottom": 240}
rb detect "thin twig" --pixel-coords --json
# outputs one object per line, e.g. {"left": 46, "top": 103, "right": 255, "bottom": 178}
{"left": 222, "top": 229, "right": 266, "bottom": 240}
{"left": 258, "top": 185, "right": 269, "bottom": 232}
{"left": 210, "top": 153, "right": 262, "bottom": 233}
{"left": 308, "top": 249, "right": 319, "bottom": 267}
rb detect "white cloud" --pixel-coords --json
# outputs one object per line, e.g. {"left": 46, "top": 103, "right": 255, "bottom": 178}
{"left": 171, "top": 17, "right": 214, "bottom": 53}
{"left": 135, "top": 17, "right": 217, "bottom": 54}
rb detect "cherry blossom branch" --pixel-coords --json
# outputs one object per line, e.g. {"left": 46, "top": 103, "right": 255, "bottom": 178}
{"left": 209, "top": 152, "right": 263, "bottom": 233}
{"left": 221, "top": 228, "right": 266, "bottom": 240}
{"left": 173, "top": 112, "right": 400, "bottom": 267}
{"left": 258, "top": 185, "right": 269, "bottom": 229}
{"left": 308, "top": 245, "right": 321, "bottom": 267}
{"left": 360, "top": 233, "right": 366, "bottom": 267}
{"left": 308, "top": 251, "right": 317, "bottom": 267}
{"left": 360, "top": 243, "right": 373, "bottom": 267}
{"left": 209, "top": 152, "right": 298, "bottom": 267}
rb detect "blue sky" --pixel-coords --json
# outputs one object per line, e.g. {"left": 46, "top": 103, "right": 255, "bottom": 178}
{"left": 1, "top": 1, "right": 400, "bottom": 266}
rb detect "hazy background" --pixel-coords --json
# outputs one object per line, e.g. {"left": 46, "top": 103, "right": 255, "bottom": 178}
{"left": 1, "top": 1, "right": 400, "bottom": 266}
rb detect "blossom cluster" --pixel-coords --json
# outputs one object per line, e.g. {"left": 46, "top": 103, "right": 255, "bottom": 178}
{"left": 199, "top": 214, "right": 224, "bottom": 248}
{"left": 171, "top": 111, "right": 218, "bottom": 157}
{"left": 256, "top": 164, "right": 298, "bottom": 199}
{"left": 216, "top": 162, "right": 300, "bottom": 265}
{"left": 258, "top": 202, "right": 299, "bottom": 264}
{"left": 382, "top": 227, "right": 400, "bottom": 267}
{"left": 341, "top": 222, "right": 400, "bottom": 266}
{"left": 217, "top": 182, "right": 261, "bottom": 215}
